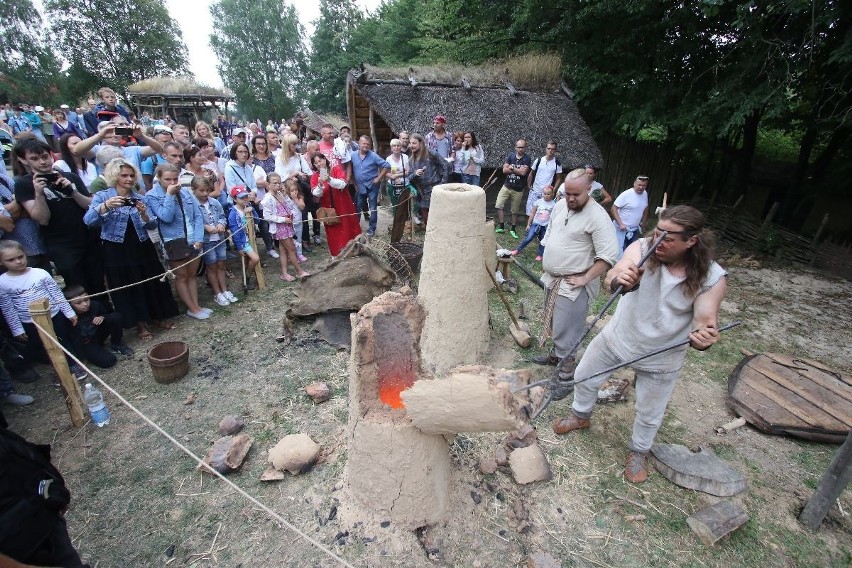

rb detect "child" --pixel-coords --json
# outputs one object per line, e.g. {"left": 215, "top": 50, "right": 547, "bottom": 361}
{"left": 271, "top": 178, "right": 309, "bottom": 282}
{"left": 193, "top": 174, "right": 238, "bottom": 306}
{"left": 511, "top": 186, "right": 556, "bottom": 261}
{"left": 0, "top": 240, "right": 87, "bottom": 383}
{"left": 286, "top": 178, "right": 308, "bottom": 262}
{"left": 64, "top": 285, "right": 133, "bottom": 369}
{"left": 227, "top": 185, "right": 261, "bottom": 288}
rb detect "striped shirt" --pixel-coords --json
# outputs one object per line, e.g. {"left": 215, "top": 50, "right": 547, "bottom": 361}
{"left": 0, "top": 268, "right": 75, "bottom": 337}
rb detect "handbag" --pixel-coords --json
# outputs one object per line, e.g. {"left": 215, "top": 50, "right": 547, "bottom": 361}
{"left": 161, "top": 190, "right": 197, "bottom": 260}
{"left": 316, "top": 179, "right": 340, "bottom": 226}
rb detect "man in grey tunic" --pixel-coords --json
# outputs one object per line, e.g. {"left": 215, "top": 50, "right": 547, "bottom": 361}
{"left": 533, "top": 168, "right": 619, "bottom": 368}
{"left": 552, "top": 205, "right": 728, "bottom": 483}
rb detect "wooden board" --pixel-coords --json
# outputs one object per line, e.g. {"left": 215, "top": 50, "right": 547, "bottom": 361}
{"left": 727, "top": 353, "right": 852, "bottom": 444}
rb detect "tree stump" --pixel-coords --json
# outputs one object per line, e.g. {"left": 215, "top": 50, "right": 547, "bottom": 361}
{"left": 686, "top": 500, "right": 749, "bottom": 545}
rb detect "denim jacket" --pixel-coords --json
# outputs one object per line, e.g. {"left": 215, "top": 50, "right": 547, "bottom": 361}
{"left": 144, "top": 183, "right": 204, "bottom": 244}
{"left": 83, "top": 188, "right": 157, "bottom": 242}
{"left": 195, "top": 198, "right": 227, "bottom": 244}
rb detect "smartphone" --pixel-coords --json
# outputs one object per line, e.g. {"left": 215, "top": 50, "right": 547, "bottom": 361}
{"left": 320, "top": 167, "right": 328, "bottom": 180}
{"left": 39, "top": 172, "right": 60, "bottom": 183}
{"left": 114, "top": 126, "right": 134, "bottom": 136}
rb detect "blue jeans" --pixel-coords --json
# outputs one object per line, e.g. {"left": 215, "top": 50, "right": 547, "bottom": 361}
{"left": 357, "top": 187, "right": 379, "bottom": 234}
{"left": 461, "top": 174, "right": 480, "bottom": 186}
{"left": 516, "top": 224, "right": 547, "bottom": 256}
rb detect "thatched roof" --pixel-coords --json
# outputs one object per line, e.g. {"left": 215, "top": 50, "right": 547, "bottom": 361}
{"left": 127, "top": 76, "right": 233, "bottom": 99}
{"left": 347, "top": 60, "right": 602, "bottom": 169}
{"left": 291, "top": 108, "right": 346, "bottom": 133}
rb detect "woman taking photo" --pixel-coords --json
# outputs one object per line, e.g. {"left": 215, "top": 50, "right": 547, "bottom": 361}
{"left": 409, "top": 133, "right": 450, "bottom": 227}
{"left": 55, "top": 133, "right": 97, "bottom": 188}
{"left": 83, "top": 158, "right": 179, "bottom": 339}
{"left": 310, "top": 152, "right": 360, "bottom": 257}
{"left": 145, "top": 164, "right": 209, "bottom": 321}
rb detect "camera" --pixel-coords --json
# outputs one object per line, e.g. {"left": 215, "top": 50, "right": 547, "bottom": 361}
{"left": 123, "top": 197, "right": 140, "bottom": 206}
{"left": 39, "top": 172, "right": 60, "bottom": 184}
{"left": 114, "top": 126, "right": 134, "bottom": 136}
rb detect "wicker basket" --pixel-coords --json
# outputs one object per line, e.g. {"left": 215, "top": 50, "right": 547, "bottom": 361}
{"left": 147, "top": 341, "right": 190, "bottom": 384}
{"left": 390, "top": 242, "right": 424, "bottom": 275}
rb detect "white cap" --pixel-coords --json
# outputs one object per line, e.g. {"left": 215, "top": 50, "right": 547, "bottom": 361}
{"left": 60, "top": 104, "right": 70, "bottom": 109}
{"left": 34, "top": 106, "right": 45, "bottom": 112}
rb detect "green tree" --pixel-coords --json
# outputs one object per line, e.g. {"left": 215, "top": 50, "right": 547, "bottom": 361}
{"left": 0, "top": 0, "right": 63, "bottom": 103}
{"left": 44, "top": 0, "right": 189, "bottom": 98}
{"left": 209, "top": 0, "right": 306, "bottom": 122}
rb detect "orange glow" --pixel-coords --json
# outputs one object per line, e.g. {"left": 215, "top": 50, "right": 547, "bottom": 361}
{"left": 378, "top": 376, "right": 414, "bottom": 409}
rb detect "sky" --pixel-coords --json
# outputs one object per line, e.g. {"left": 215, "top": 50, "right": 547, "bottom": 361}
{"left": 165, "top": 0, "right": 382, "bottom": 89}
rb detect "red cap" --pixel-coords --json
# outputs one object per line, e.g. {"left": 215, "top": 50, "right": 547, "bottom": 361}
{"left": 230, "top": 185, "right": 250, "bottom": 199}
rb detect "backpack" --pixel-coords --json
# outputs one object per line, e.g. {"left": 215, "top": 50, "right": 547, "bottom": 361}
{"left": 531, "top": 156, "right": 562, "bottom": 186}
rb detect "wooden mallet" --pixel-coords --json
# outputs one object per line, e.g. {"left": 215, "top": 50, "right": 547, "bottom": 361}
{"left": 485, "top": 266, "right": 531, "bottom": 348}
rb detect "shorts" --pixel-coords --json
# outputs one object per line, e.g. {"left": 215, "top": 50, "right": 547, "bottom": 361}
{"left": 201, "top": 241, "right": 226, "bottom": 264}
{"left": 495, "top": 185, "right": 525, "bottom": 214}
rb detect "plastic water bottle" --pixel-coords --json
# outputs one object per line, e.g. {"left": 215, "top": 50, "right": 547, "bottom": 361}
{"left": 83, "top": 383, "right": 110, "bottom": 427}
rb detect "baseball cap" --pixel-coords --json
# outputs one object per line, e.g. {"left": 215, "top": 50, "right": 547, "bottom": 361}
{"left": 153, "top": 124, "right": 173, "bottom": 134}
{"left": 34, "top": 106, "right": 45, "bottom": 112}
{"left": 60, "top": 104, "right": 70, "bottom": 109}
{"left": 230, "top": 185, "right": 250, "bottom": 199}
{"left": 433, "top": 115, "right": 447, "bottom": 124}
{"left": 233, "top": 128, "right": 246, "bottom": 137}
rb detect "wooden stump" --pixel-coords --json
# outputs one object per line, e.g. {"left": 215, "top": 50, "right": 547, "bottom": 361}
{"left": 686, "top": 500, "right": 749, "bottom": 545}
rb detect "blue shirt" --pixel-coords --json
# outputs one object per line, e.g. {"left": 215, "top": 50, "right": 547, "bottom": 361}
{"left": 144, "top": 183, "right": 204, "bottom": 244}
{"left": 350, "top": 151, "right": 390, "bottom": 194}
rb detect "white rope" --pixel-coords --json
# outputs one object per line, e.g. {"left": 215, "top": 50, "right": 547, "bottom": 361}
{"left": 31, "top": 321, "right": 355, "bottom": 568}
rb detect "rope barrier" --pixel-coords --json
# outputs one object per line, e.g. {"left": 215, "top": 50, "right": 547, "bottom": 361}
{"left": 31, "top": 320, "right": 356, "bottom": 568}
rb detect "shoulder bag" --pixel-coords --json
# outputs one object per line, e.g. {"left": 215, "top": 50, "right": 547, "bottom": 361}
{"left": 316, "top": 180, "right": 340, "bottom": 226}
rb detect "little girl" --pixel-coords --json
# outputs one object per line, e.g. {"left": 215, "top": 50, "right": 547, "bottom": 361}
{"left": 286, "top": 179, "right": 308, "bottom": 263}
{"left": 192, "top": 174, "right": 238, "bottom": 306}
{"left": 511, "top": 186, "right": 556, "bottom": 261}
{"left": 270, "top": 177, "right": 309, "bottom": 282}
{"left": 0, "top": 240, "right": 87, "bottom": 383}
{"left": 227, "top": 186, "right": 261, "bottom": 287}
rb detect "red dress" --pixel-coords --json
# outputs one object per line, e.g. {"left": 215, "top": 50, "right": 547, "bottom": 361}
{"left": 310, "top": 165, "right": 361, "bottom": 256}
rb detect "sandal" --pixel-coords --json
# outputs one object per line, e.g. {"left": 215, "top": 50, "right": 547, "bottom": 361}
{"left": 279, "top": 274, "right": 296, "bottom": 282}
{"left": 153, "top": 320, "right": 177, "bottom": 330}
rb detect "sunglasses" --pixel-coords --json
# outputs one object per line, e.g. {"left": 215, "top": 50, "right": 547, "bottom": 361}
{"left": 637, "top": 176, "right": 650, "bottom": 181}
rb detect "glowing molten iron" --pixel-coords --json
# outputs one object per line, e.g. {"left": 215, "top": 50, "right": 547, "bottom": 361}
{"left": 378, "top": 375, "right": 415, "bottom": 409}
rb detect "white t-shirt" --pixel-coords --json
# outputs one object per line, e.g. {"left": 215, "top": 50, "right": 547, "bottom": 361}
{"left": 530, "top": 156, "right": 562, "bottom": 192}
{"left": 613, "top": 188, "right": 648, "bottom": 228}
{"left": 385, "top": 153, "right": 410, "bottom": 186}
{"left": 532, "top": 198, "right": 556, "bottom": 226}
{"left": 54, "top": 160, "right": 97, "bottom": 188}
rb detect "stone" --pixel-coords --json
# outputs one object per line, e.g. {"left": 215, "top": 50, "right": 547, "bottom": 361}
{"left": 505, "top": 424, "right": 537, "bottom": 449}
{"left": 650, "top": 444, "right": 748, "bottom": 497}
{"left": 509, "top": 444, "right": 552, "bottom": 485}
{"left": 305, "top": 382, "right": 331, "bottom": 403}
{"left": 269, "top": 433, "right": 321, "bottom": 475}
{"left": 200, "top": 434, "right": 253, "bottom": 474}
{"left": 527, "top": 551, "right": 560, "bottom": 568}
{"left": 260, "top": 466, "right": 286, "bottom": 481}
{"left": 218, "top": 415, "right": 244, "bottom": 436}
{"left": 479, "top": 456, "right": 498, "bottom": 474}
{"left": 495, "top": 446, "right": 508, "bottom": 467}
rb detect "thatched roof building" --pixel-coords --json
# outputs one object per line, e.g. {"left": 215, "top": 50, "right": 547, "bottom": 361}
{"left": 346, "top": 58, "right": 602, "bottom": 169}
{"left": 126, "top": 76, "right": 234, "bottom": 126}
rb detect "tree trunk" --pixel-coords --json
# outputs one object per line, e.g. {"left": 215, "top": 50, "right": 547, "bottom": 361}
{"left": 732, "top": 107, "right": 763, "bottom": 199}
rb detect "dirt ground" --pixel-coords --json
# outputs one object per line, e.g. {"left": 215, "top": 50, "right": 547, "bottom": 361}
{"left": 3, "top": 208, "right": 851, "bottom": 567}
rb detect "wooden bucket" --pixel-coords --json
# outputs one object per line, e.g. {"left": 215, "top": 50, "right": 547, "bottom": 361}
{"left": 147, "top": 341, "right": 189, "bottom": 384}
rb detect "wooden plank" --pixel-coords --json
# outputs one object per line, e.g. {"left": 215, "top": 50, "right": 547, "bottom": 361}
{"left": 737, "top": 373, "right": 820, "bottom": 428}
{"left": 795, "top": 357, "right": 852, "bottom": 386}
{"left": 794, "top": 368, "right": 852, "bottom": 404}
{"left": 751, "top": 363, "right": 852, "bottom": 427}
{"left": 687, "top": 501, "right": 749, "bottom": 545}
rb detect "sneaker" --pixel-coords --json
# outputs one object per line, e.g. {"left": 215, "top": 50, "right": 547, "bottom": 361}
{"left": 69, "top": 364, "right": 88, "bottom": 381}
{"left": 214, "top": 293, "right": 230, "bottom": 306}
{"left": 2, "top": 392, "right": 34, "bottom": 406}
{"left": 186, "top": 309, "right": 210, "bottom": 321}
{"left": 109, "top": 344, "right": 134, "bottom": 357}
{"left": 312, "top": 234, "right": 322, "bottom": 245}
{"left": 297, "top": 254, "right": 308, "bottom": 263}
{"left": 552, "top": 414, "right": 591, "bottom": 435}
{"left": 509, "top": 229, "right": 519, "bottom": 239}
{"left": 224, "top": 291, "right": 239, "bottom": 303}
{"left": 412, "top": 213, "right": 423, "bottom": 225}
{"left": 510, "top": 249, "right": 519, "bottom": 256}
{"left": 268, "top": 249, "right": 280, "bottom": 259}
{"left": 535, "top": 255, "right": 543, "bottom": 261}
{"left": 199, "top": 307, "right": 213, "bottom": 316}
{"left": 366, "top": 230, "right": 375, "bottom": 237}
{"left": 624, "top": 451, "right": 650, "bottom": 483}
{"left": 495, "top": 226, "right": 505, "bottom": 234}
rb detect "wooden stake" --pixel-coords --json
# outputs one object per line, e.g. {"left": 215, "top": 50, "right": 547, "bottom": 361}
{"left": 244, "top": 213, "right": 265, "bottom": 289}
{"left": 28, "top": 299, "right": 85, "bottom": 427}
{"left": 799, "top": 431, "right": 852, "bottom": 530}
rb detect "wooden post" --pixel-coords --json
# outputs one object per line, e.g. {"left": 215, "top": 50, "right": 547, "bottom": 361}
{"left": 245, "top": 214, "right": 265, "bottom": 289}
{"left": 799, "top": 431, "right": 852, "bottom": 530}
{"left": 762, "top": 202, "right": 780, "bottom": 229}
{"left": 368, "top": 106, "right": 378, "bottom": 154}
{"left": 28, "top": 299, "right": 86, "bottom": 427}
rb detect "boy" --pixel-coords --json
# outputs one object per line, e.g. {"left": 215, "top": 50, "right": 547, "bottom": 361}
{"left": 64, "top": 286, "right": 132, "bottom": 369}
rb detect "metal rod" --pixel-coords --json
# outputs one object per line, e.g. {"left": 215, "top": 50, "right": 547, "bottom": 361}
{"left": 513, "top": 258, "right": 545, "bottom": 289}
